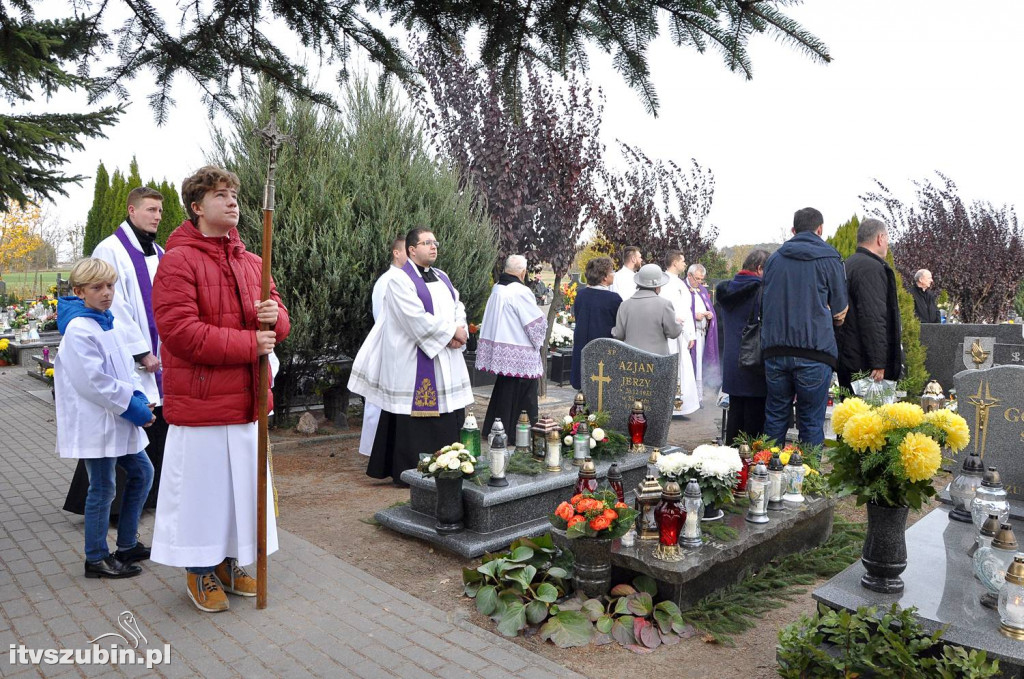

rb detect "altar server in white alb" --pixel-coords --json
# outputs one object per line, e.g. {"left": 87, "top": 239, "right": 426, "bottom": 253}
{"left": 662, "top": 250, "right": 701, "bottom": 414}
{"left": 64, "top": 187, "right": 168, "bottom": 515}
{"left": 476, "top": 254, "right": 548, "bottom": 438}
{"left": 349, "top": 227, "right": 474, "bottom": 486}
{"left": 358, "top": 235, "right": 408, "bottom": 457}
{"left": 150, "top": 166, "right": 289, "bottom": 613}
{"left": 55, "top": 258, "right": 155, "bottom": 580}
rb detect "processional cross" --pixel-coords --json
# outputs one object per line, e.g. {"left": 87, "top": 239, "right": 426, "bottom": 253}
{"left": 590, "top": 361, "right": 611, "bottom": 412}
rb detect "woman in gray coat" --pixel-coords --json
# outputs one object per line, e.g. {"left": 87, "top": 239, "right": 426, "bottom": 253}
{"left": 612, "top": 264, "right": 683, "bottom": 355}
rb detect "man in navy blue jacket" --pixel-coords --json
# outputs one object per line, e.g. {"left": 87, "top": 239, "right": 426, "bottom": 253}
{"left": 761, "top": 208, "right": 849, "bottom": 446}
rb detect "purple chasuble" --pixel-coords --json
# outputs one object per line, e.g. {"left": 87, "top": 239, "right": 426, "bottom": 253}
{"left": 689, "top": 283, "right": 720, "bottom": 373}
{"left": 114, "top": 227, "right": 164, "bottom": 397}
{"left": 401, "top": 261, "right": 457, "bottom": 417}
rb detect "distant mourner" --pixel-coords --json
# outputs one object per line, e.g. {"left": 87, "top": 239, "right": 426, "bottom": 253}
{"left": 476, "top": 254, "right": 548, "bottom": 437}
{"left": 612, "top": 264, "right": 683, "bottom": 356}
{"left": 349, "top": 227, "right": 473, "bottom": 487}
{"left": 570, "top": 256, "right": 621, "bottom": 390}
{"left": 911, "top": 268, "right": 941, "bottom": 324}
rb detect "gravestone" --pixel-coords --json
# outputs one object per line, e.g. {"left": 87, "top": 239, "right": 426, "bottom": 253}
{"left": 919, "top": 323, "right": 1024, "bottom": 393}
{"left": 580, "top": 338, "right": 677, "bottom": 448}
{"left": 951, "top": 365, "right": 1024, "bottom": 507}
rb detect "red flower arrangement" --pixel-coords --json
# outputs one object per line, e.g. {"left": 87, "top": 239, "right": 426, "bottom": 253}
{"left": 550, "top": 490, "right": 637, "bottom": 539}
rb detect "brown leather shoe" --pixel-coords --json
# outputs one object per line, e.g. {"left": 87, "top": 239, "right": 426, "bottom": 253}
{"left": 214, "top": 558, "right": 257, "bottom": 597}
{"left": 186, "top": 572, "right": 229, "bottom": 612}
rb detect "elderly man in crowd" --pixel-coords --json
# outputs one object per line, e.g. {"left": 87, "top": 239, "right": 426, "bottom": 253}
{"left": 686, "top": 263, "right": 720, "bottom": 393}
{"left": 911, "top": 268, "right": 941, "bottom": 323}
{"left": 612, "top": 264, "right": 683, "bottom": 355}
{"left": 475, "top": 255, "right": 548, "bottom": 437}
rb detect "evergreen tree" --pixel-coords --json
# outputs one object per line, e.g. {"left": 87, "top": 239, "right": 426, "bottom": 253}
{"left": 827, "top": 215, "right": 929, "bottom": 396}
{"left": 82, "top": 163, "right": 110, "bottom": 256}
{"left": 7, "top": 1, "right": 831, "bottom": 206}
{"left": 212, "top": 77, "right": 497, "bottom": 417}
{"left": 154, "top": 180, "right": 186, "bottom": 246}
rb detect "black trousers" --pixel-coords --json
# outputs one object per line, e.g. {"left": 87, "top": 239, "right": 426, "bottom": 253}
{"left": 725, "top": 396, "right": 766, "bottom": 446}
{"left": 483, "top": 375, "right": 539, "bottom": 440}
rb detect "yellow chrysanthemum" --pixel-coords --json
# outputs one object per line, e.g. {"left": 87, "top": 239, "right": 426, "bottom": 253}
{"left": 0, "top": 338, "right": 9, "bottom": 350}
{"left": 780, "top": 450, "right": 792, "bottom": 465}
{"left": 898, "top": 431, "right": 942, "bottom": 482}
{"left": 924, "top": 409, "right": 971, "bottom": 452}
{"left": 842, "top": 411, "right": 888, "bottom": 452}
{"left": 45, "top": 368, "right": 54, "bottom": 378}
{"left": 877, "top": 402, "right": 925, "bottom": 430}
{"left": 831, "top": 397, "right": 872, "bottom": 437}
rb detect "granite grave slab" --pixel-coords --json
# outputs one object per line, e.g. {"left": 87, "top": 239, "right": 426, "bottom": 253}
{"left": 814, "top": 506, "right": 1024, "bottom": 678}
{"left": 552, "top": 496, "right": 835, "bottom": 610}
{"left": 920, "top": 323, "right": 1024, "bottom": 393}
{"left": 580, "top": 338, "right": 677, "bottom": 448}
{"left": 375, "top": 449, "right": 675, "bottom": 558}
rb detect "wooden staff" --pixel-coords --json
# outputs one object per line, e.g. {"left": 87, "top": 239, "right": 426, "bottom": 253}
{"left": 257, "top": 110, "right": 286, "bottom": 609}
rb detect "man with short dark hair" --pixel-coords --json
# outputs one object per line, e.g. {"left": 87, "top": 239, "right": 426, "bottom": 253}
{"left": 836, "top": 219, "right": 903, "bottom": 393}
{"left": 611, "top": 246, "right": 643, "bottom": 300}
{"left": 761, "top": 207, "right": 849, "bottom": 446}
{"left": 349, "top": 227, "right": 473, "bottom": 485}
{"left": 358, "top": 236, "right": 409, "bottom": 457}
{"left": 911, "top": 268, "right": 941, "bottom": 323}
{"left": 64, "top": 186, "right": 168, "bottom": 516}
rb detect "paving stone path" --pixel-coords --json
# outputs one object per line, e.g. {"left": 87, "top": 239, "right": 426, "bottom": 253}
{"left": 0, "top": 368, "right": 572, "bottom": 678}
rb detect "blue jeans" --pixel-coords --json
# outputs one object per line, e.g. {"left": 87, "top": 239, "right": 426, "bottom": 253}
{"left": 764, "top": 356, "right": 833, "bottom": 447}
{"left": 83, "top": 452, "right": 154, "bottom": 562}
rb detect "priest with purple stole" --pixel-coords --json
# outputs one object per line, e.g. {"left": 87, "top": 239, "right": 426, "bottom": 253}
{"left": 687, "top": 263, "right": 721, "bottom": 393}
{"left": 349, "top": 227, "right": 474, "bottom": 487}
{"left": 64, "top": 187, "right": 168, "bottom": 514}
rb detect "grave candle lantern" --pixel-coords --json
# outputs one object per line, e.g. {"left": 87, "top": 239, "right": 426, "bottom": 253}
{"left": 628, "top": 400, "right": 647, "bottom": 453}
{"left": 460, "top": 408, "right": 482, "bottom": 459}
{"left": 999, "top": 556, "right": 1024, "bottom": 640}
{"left": 975, "top": 523, "right": 1018, "bottom": 609}
{"left": 746, "top": 462, "right": 770, "bottom": 524}
{"left": 569, "top": 392, "right": 588, "bottom": 418}
{"left": 653, "top": 481, "right": 685, "bottom": 562}
{"left": 782, "top": 450, "right": 805, "bottom": 505}
{"left": 515, "top": 411, "right": 531, "bottom": 454}
{"left": 735, "top": 444, "right": 752, "bottom": 493}
{"left": 680, "top": 478, "right": 704, "bottom": 549}
{"left": 42, "top": 346, "right": 50, "bottom": 362}
{"left": 949, "top": 451, "right": 986, "bottom": 523}
{"left": 972, "top": 467, "right": 1009, "bottom": 530}
{"left": 573, "top": 422, "right": 591, "bottom": 466}
{"left": 767, "top": 452, "right": 786, "bottom": 511}
{"left": 607, "top": 463, "right": 625, "bottom": 504}
{"left": 487, "top": 419, "right": 509, "bottom": 487}
{"left": 544, "top": 429, "right": 562, "bottom": 472}
{"left": 531, "top": 414, "right": 559, "bottom": 458}
{"left": 574, "top": 458, "right": 599, "bottom": 495}
{"left": 634, "top": 474, "right": 663, "bottom": 540}
{"left": 969, "top": 513, "right": 1001, "bottom": 558}
{"left": 920, "top": 380, "right": 946, "bottom": 413}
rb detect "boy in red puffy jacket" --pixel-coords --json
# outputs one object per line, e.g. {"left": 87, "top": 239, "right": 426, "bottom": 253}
{"left": 150, "top": 166, "right": 290, "bottom": 613}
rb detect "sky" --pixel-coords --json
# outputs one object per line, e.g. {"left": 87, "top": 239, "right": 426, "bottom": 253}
{"left": 39, "top": 0, "right": 1024, "bottom": 253}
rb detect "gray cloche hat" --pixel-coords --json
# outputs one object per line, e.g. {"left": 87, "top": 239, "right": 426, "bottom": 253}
{"left": 634, "top": 263, "right": 670, "bottom": 289}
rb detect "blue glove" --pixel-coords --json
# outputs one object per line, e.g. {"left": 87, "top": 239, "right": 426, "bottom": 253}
{"left": 120, "top": 393, "right": 153, "bottom": 426}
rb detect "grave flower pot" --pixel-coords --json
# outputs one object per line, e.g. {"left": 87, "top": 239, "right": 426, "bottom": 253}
{"left": 434, "top": 474, "right": 465, "bottom": 535}
{"left": 570, "top": 536, "right": 614, "bottom": 599}
{"left": 860, "top": 502, "right": 909, "bottom": 594}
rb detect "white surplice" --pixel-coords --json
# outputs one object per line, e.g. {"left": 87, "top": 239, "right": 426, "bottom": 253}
{"left": 662, "top": 275, "right": 701, "bottom": 414}
{"left": 91, "top": 222, "right": 162, "bottom": 405}
{"left": 150, "top": 422, "right": 278, "bottom": 568}
{"left": 475, "top": 280, "right": 547, "bottom": 378}
{"left": 348, "top": 265, "right": 474, "bottom": 415}
{"left": 359, "top": 265, "right": 405, "bottom": 456}
{"left": 54, "top": 317, "right": 149, "bottom": 459}
{"left": 610, "top": 266, "right": 638, "bottom": 301}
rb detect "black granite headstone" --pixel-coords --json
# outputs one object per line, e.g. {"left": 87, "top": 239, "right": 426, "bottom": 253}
{"left": 920, "top": 323, "right": 1024, "bottom": 393}
{"left": 580, "top": 338, "right": 677, "bottom": 447}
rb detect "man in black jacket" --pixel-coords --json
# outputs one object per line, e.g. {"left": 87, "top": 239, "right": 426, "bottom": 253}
{"left": 836, "top": 218, "right": 904, "bottom": 393}
{"left": 910, "top": 269, "right": 941, "bottom": 323}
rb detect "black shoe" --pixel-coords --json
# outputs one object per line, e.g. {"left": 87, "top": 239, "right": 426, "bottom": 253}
{"left": 114, "top": 541, "right": 151, "bottom": 564}
{"left": 84, "top": 555, "right": 142, "bottom": 579}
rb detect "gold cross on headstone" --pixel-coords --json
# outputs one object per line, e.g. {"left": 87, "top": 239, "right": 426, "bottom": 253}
{"left": 590, "top": 360, "right": 611, "bottom": 412}
{"left": 966, "top": 380, "right": 1001, "bottom": 459}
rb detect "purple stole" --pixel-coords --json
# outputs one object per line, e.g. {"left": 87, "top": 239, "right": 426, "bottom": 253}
{"left": 689, "top": 283, "right": 720, "bottom": 373}
{"left": 401, "top": 261, "right": 457, "bottom": 417}
{"left": 114, "top": 227, "right": 164, "bottom": 397}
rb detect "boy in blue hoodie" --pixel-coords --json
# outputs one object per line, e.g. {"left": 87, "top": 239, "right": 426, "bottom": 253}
{"left": 55, "top": 258, "right": 156, "bottom": 579}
